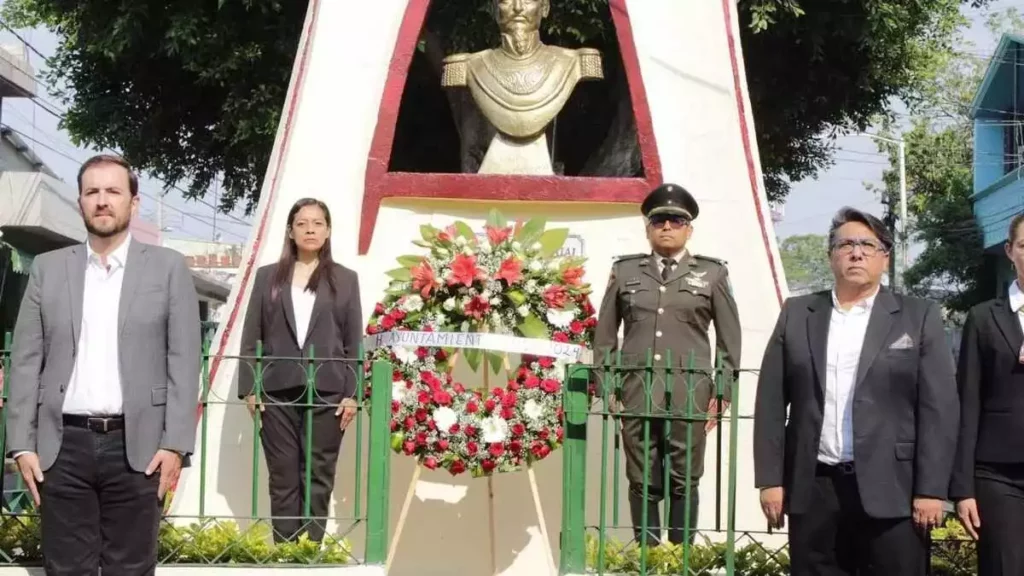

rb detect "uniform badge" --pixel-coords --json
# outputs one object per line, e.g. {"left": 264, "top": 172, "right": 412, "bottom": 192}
{"left": 625, "top": 278, "right": 642, "bottom": 287}
{"left": 689, "top": 271, "right": 707, "bottom": 279}
{"left": 685, "top": 277, "right": 708, "bottom": 288}
{"left": 639, "top": 259, "right": 650, "bottom": 267}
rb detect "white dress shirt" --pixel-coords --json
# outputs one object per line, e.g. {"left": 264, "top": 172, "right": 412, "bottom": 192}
{"left": 655, "top": 250, "right": 686, "bottom": 276}
{"left": 1008, "top": 280, "right": 1024, "bottom": 334}
{"left": 817, "top": 287, "right": 879, "bottom": 465}
{"left": 292, "top": 285, "right": 316, "bottom": 348}
{"left": 62, "top": 236, "right": 131, "bottom": 416}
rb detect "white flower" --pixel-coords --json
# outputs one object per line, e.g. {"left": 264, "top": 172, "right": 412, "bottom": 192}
{"left": 456, "top": 236, "right": 467, "bottom": 247}
{"left": 433, "top": 407, "right": 458, "bottom": 432}
{"left": 531, "top": 242, "right": 542, "bottom": 252}
{"left": 393, "top": 381, "right": 409, "bottom": 403}
{"left": 489, "top": 297, "right": 501, "bottom": 306}
{"left": 479, "top": 242, "right": 492, "bottom": 254}
{"left": 393, "top": 346, "right": 417, "bottom": 365}
{"left": 481, "top": 290, "right": 492, "bottom": 300}
{"left": 517, "top": 305, "right": 531, "bottom": 317}
{"left": 461, "top": 320, "right": 470, "bottom": 332}
{"left": 481, "top": 416, "right": 509, "bottom": 443}
{"left": 525, "top": 279, "right": 538, "bottom": 293}
{"left": 512, "top": 241, "right": 522, "bottom": 251}
{"left": 546, "top": 308, "right": 575, "bottom": 329}
{"left": 547, "top": 259, "right": 562, "bottom": 271}
{"left": 443, "top": 298, "right": 456, "bottom": 311}
{"left": 401, "top": 295, "right": 424, "bottom": 313}
{"left": 523, "top": 399, "right": 545, "bottom": 423}
{"left": 436, "top": 248, "right": 450, "bottom": 258}
{"left": 528, "top": 260, "right": 543, "bottom": 272}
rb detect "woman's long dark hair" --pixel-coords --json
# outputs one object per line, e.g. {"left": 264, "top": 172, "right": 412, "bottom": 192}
{"left": 271, "top": 198, "right": 337, "bottom": 300}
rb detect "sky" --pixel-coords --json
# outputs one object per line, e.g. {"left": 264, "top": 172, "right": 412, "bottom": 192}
{"left": 0, "top": 1, "right": 1016, "bottom": 250}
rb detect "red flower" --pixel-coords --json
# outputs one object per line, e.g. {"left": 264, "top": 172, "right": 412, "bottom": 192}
{"left": 367, "top": 324, "right": 380, "bottom": 335}
{"left": 374, "top": 302, "right": 386, "bottom": 315}
{"left": 453, "top": 383, "right": 465, "bottom": 394}
{"left": 507, "top": 379, "right": 520, "bottom": 391}
{"left": 561, "top": 267, "right": 584, "bottom": 286}
{"left": 543, "top": 285, "right": 569, "bottom": 309}
{"left": 531, "top": 442, "right": 551, "bottom": 459}
{"left": 541, "top": 379, "right": 561, "bottom": 394}
{"left": 481, "top": 460, "right": 496, "bottom": 472}
{"left": 403, "top": 441, "right": 416, "bottom": 455}
{"left": 390, "top": 420, "right": 399, "bottom": 432}
{"left": 436, "top": 225, "right": 458, "bottom": 243}
{"left": 392, "top": 309, "right": 407, "bottom": 321}
{"left": 509, "top": 440, "right": 523, "bottom": 454}
{"left": 501, "top": 407, "right": 515, "bottom": 420}
{"left": 523, "top": 374, "right": 540, "bottom": 389}
{"left": 489, "top": 443, "right": 505, "bottom": 458}
{"left": 404, "top": 417, "right": 416, "bottom": 430}
{"left": 465, "top": 295, "right": 491, "bottom": 319}
{"left": 538, "top": 357, "right": 555, "bottom": 369}
{"left": 432, "top": 389, "right": 452, "bottom": 406}
{"left": 449, "top": 423, "right": 461, "bottom": 434}
{"left": 466, "top": 402, "right": 479, "bottom": 414}
{"left": 415, "top": 408, "right": 428, "bottom": 422}
{"left": 448, "top": 254, "right": 485, "bottom": 287}
{"left": 415, "top": 432, "right": 428, "bottom": 446}
{"left": 556, "top": 427, "right": 565, "bottom": 441}
{"left": 411, "top": 260, "right": 440, "bottom": 298}
{"left": 381, "top": 315, "right": 397, "bottom": 330}
{"left": 392, "top": 369, "right": 403, "bottom": 380}
{"left": 570, "top": 320, "right": 584, "bottom": 335}
{"left": 391, "top": 401, "right": 400, "bottom": 414}
{"left": 415, "top": 347, "right": 428, "bottom": 360}
{"left": 466, "top": 442, "right": 479, "bottom": 455}
{"left": 485, "top": 225, "right": 512, "bottom": 246}
{"left": 435, "top": 350, "right": 449, "bottom": 362}
{"left": 417, "top": 391, "right": 431, "bottom": 405}
{"left": 484, "top": 399, "right": 497, "bottom": 413}
{"left": 450, "top": 460, "right": 466, "bottom": 475}
{"left": 464, "top": 425, "right": 478, "bottom": 437}
{"left": 584, "top": 317, "right": 597, "bottom": 328}
{"left": 511, "top": 423, "right": 526, "bottom": 437}
{"left": 495, "top": 257, "right": 523, "bottom": 285}
{"left": 437, "top": 439, "right": 450, "bottom": 451}
{"left": 553, "top": 332, "right": 569, "bottom": 343}
{"left": 501, "top": 392, "right": 518, "bottom": 408}
{"left": 538, "top": 428, "right": 550, "bottom": 440}
{"left": 427, "top": 419, "right": 437, "bottom": 431}
{"left": 424, "top": 457, "right": 438, "bottom": 470}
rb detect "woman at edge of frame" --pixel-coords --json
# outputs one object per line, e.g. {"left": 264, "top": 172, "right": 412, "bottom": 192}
{"left": 951, "top": 212, "right": 1024, "bottom": 575}
{"left": 238, "top": 197, "right": 362, "bottom": 544}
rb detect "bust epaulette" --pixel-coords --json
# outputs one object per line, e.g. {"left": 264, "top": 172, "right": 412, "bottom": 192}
{"left": 613, "top": 253, "right": 647, "bottom": 265}
{"left": 441, "top": 53, "right": 471, "bottom": 87}
{"left": 694, "top": 254, "right": 727, "bottom": 266}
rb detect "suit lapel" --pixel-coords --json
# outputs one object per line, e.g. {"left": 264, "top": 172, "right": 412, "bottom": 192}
{"left": 119, "top": 241, "right": 147, "bottom": 336}
{"left": 663, "top": 254, "right": 693, "bottom": 286}
{"left": 639, "top": 255, "right": 660, "bottom": 285}
{"left": 854, "top": 289, "right": 899, "bottom": 388}
{"left": 806, "top": 292, "right": 832, "bottom": 397}
{"left": 281, "top": 281, "right": 298, "bottom": 344}
{"left": 304, "top": 277, "right": 331, "bottom": 347}
{"left": 991, "top": 298, "right": 1023, "bottom": 357}
{"left": 66, "top": 246, "right": 87, "bottom": 352}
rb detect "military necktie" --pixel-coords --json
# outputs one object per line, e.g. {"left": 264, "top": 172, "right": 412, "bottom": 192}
{"left": 661, "top": 258, "right": 673, "bottom": 281}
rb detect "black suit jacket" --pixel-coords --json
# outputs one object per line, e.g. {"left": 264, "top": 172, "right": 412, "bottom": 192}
{"left": 753, "top": 288, "right": 959, "bottom": 519}
{"left": 949, "top": 298, "right": 1024, "bottom": 500}
{"left": 238, "top": 263, "right": 363, "bottom": 400}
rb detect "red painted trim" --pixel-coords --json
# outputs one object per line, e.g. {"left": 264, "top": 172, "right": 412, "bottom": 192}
{"left": 359, "top": 0, "right": 663, "bottom": 255}
{"left": 190, "top": 1, "right": 321, "bottom": 425}
{"left": 720, "top": 0, "right": 784, "bottom": 305}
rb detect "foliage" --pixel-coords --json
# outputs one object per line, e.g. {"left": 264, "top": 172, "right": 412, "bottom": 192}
{"left": 778, "top": 234, "right": 831, "bottom": 294}
{"left": 0, "top": 512, "right": 353, "bottom": 565}
{"left": 871, "top": 8, "right": 1024, "bottom": 314}
{"left": 0, "top": 0, "right": 983, "bottom": 209}
{"left": 364, "top": 210, "right": 595, "bottom": 476}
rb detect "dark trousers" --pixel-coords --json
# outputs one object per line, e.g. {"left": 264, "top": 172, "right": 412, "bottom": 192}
{"left": 975, "top": 468, "right": 1024, "bottom": 576}
{"left": 40, "top": 424, "right": 161, "bottom": 576}
{"left": 261, "top": 387, "right": 343, "bottom": 543}
{"left": 789, "top": 463, "right": 926, "bottom": 576}
{"left": 619, "top": 376, "right": 711, "bottom": 546}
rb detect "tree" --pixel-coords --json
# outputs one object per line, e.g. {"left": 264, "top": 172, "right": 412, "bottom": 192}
{"left": 0, "top": 0, "right": 983, "bottom": 212}
{"left": 871, "top": 8, "right": 1022, "bottom": 315}
{"left": 778, "top": 234, "right": 832, "bottom": 294}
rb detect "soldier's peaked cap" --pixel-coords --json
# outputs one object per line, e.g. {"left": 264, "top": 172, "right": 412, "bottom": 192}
{"left": 641, "top": 183, "right": 699, "bottom": 220}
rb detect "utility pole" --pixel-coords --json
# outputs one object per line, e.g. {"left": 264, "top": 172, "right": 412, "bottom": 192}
{"left": 856, "top": 133, "right": 907, "bottom": 292}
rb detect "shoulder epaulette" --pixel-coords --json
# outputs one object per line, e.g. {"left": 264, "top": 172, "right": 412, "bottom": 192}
{"left": 613, "top": 253, "right": 647, "bottom": 264}
{"left": 694, "top": 254, "right": 727, "bottom": 266}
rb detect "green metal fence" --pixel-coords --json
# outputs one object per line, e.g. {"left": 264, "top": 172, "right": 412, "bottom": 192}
{"left": 0, "top": 333, "right": 394, "bottom": 567}
{"left": 558, "top": 352, "right": 979, "bottom": 576}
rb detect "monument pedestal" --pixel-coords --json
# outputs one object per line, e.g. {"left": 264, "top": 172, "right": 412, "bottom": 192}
{"left": 478, "top": 133, "right": 554, "bottom": 176}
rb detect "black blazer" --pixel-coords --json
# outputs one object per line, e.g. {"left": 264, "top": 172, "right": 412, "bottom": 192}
{"left": 949, "top": 298, "right": 1024, "bottom": 500}
{"left": 753, "top": 289, "right": 959, "bottom": 519}
{"left": 238, "top": 263, "right": 363, "bottom": 400}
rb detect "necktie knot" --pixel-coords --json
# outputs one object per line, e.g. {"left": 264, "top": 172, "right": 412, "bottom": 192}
{"left": 661, "top": 258, "right": 673, "bottom": 280}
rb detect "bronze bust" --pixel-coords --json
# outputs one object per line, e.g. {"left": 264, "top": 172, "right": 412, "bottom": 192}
{"left": 442, "top": 0, "right": 604, "bottom": 174}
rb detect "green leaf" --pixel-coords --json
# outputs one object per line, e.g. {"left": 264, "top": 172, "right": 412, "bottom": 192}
{"left": 454, "top": 220, "right": 476, "bottom": 240}
{"left": 506, "top": 289, "right": 527, "bottom": 306}
{"left": 397, "top": 255, "right": 424, "bottom": 268}
{"left": 517, "top": 314, "right": 550, "bottom": 340}
{"left": 412, "top": 240, "right": 433, "bottom": 248}
{"left": 464, "top": 348, "right": 482, "bottom": 372}
{"left": 514, "top": 217, "right": 546, "bottom": 245}
{"left": 538, "top": 228, "right": 570, "bottom": 257}
{"left": 420, "top": 224, "right": 439, "bottom": 243}
{"left": 386, "top": 268, "right": 412, "bottom": 281}
{"left": 391, "top": 432, "right": 404, "bottom": 452}
{"left": 486, "top": 209, "right": 508, "bottom": 229}
{"left": 486, "top": 351, "right": 505, "bottom": 374}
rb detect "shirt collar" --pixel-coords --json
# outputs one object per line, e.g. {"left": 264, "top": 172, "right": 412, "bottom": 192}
{"left": 831, "top": 286, "right": 879, "bottom": 314}
{"left": 654, "top": 249, "right": 687, "bottom": 266}
{"left": 86, "top": 235, "right": 132, "bottom": 270}
{"left": 1009, "top": 280, "right": 1024, "bottom": 313}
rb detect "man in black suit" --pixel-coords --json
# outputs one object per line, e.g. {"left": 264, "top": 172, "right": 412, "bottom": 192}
{"left": 753, "top": 207, "right": 959, "bottom": 575}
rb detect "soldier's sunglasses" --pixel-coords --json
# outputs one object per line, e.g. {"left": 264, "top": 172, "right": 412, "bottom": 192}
{"left": 648, "top": 214, "right": 691, "bottom": 229}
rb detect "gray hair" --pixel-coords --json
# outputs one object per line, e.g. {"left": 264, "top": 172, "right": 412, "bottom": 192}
{"left": 827, "top": 207, "right": 893, "bottom": 252}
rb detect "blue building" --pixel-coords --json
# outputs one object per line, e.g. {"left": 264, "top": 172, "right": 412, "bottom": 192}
{"left": 971, "top": 33, "right": 1024, "bottom": 295}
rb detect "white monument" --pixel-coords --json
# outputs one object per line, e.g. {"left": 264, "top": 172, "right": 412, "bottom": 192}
{"left": 170, "top": 1, "right": 789, "bottom": 575}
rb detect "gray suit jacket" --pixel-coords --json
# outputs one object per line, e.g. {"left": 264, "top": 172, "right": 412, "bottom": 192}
{"left": 5, "top": 240, "right": 202, "bottom": 472}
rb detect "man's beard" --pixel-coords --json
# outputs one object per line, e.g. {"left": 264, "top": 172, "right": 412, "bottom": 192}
{"left": 504, "top": 28, "right": 539, "bottom": 57}
{"left": 84, "top": 214, "right": 130, "bottom": 238}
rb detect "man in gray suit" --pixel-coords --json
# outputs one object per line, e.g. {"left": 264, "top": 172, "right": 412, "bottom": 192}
{"left": 5, "top": 154, "right": 201, "bottom": 575}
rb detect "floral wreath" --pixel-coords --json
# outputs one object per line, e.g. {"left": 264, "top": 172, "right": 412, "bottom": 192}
{"left": 364, "top": 211, "right": 596, "bottom": 476}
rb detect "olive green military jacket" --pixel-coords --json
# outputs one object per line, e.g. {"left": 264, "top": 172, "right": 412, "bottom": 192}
{"left": 594, "top": 252, "right": 742, "bottom": 402}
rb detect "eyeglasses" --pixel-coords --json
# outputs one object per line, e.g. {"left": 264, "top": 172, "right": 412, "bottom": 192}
{"left": 831, "top": 238, "right": 888, "bottom": 257}
{"left": 648, "top": 215, "right": 691, "bottom": 229}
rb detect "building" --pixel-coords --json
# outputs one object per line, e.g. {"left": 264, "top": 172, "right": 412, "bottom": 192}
{"left": 970, "top": 32, "right": 1024, "bottom": 296}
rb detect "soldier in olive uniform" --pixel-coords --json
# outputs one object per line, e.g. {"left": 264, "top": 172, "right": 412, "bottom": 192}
{"left": 595, "top": 183, "right": 742, "bottom": 546}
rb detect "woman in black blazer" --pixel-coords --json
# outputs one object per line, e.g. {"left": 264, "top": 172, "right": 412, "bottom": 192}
{"left": 239, "top": 197, "right": 363, "bottom": 543}
{"left": 952, "top": 213, "right": 1024, "bottom": 575}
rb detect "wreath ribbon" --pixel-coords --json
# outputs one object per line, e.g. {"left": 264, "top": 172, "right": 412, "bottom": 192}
{"left": 363, "top": 330, "right": 591, "bottom": 363}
